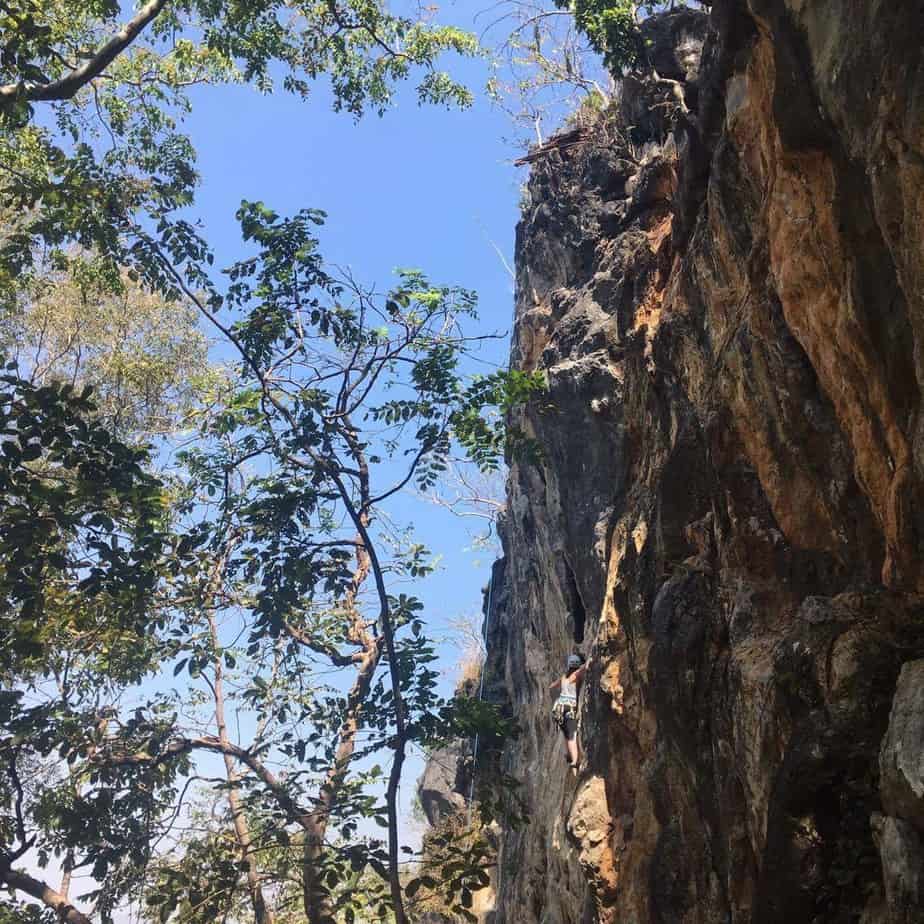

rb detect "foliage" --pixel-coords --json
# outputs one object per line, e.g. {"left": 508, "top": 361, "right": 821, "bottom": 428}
{"left": 565, "top": 85, "right": 610, "bottom": 125}
{"left": 405, "top": 814, "right": 496, "bottom": 924}
{"left": 558, "top": 1, "right": 700, "bottom": 75}
{"left": 0, "top": 901, "right": 56, "bottom": 924}
{"left": 0, "top": 195, "right": 534, "bottom": 924}
{"left": 0, "top": 0, "right": 478, "bottom": 300}
{"left": 138, "top": 202, "right": 530, "bottom": 922}
{"left": 453, "top": 369, "right": 547, "bottom": 471}
{"left": 143, "top": 825, "right": 254, "bottom": 924}
{"left": 0, "top": 3, "right": 544, "bottom": 921}
{"left": 559, "top": 0, "right": 643, "bottom": 72}
{"left": 0, "top": 258, "right": 216, "bottom": 440}
{"left": 0, "top": 363, "right": 165, "bottom": 677}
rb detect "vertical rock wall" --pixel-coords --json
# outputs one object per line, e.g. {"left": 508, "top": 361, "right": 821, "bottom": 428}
{"left": 485, "top": 2, "right": 924, "bottom": 922}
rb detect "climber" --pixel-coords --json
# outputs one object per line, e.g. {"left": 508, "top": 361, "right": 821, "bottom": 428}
{"left": 550, "top": 652, "right": 586, "bottom": 772}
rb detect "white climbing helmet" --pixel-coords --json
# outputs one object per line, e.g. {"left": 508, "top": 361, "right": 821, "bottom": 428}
{"left": 566, "top": 653, "right": 584, "bottom": 671}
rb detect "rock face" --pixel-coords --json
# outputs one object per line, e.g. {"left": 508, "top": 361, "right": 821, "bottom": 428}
{"left": 418, "top": 741, "right": 468, "bottom": 828}
{"left": 880, "top": 661, "right": 924, "bottom": 835}
{"left": 484, "top": 2, "right": 924, "bottom": 922}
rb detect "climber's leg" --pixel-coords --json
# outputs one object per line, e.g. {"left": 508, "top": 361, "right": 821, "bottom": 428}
{"left": 562, "top": 714, "right": 578, "bottom": 766}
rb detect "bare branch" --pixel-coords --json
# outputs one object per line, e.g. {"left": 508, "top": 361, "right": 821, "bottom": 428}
{"left": 92, "top": 735, "right": 308, "bottom": 821}
{"left": 206, "top": 540, "right": 276, "bottom": 924}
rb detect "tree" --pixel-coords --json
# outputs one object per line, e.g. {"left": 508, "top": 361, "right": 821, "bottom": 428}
{"left": 484, "top": 0, "right": 613, "bottom": 144}
{"left": 418, "top": 459, "right": 506, "bottom": 558}
{"left": 0, "top": 256, "right": 216, "bottom": 440}
{"left": 0, "top": 365, "right": 168, "bottom": 923}
{"left": 485, "top": 0, "right": 707, "bottom": 146}
{"left": 0, "top": 4, "right": 546, "bottom": 921}
{"left": 0, "top": 202, "right": 537, "bottom": 924}
{"left": 0, "top": 0, "right": 478, "bottom": 301}
{"left": 144, "top": 200, "right": 529, "bottom": 923}
{"left": 562, "top": 0, "right": 645, "bottom": 72}
{"left": 0, "top": 365, "right": 166, "bottom": 676}
{"left": 0, "top": 260, "right": 212, "bottom": 924}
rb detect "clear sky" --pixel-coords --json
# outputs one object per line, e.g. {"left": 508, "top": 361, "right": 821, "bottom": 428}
{"left": 180, "top": 39, "right": 525, "bottom": 668}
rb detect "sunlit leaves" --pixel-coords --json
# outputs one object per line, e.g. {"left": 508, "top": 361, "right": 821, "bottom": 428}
{"left": 0, "top": 188, "right": 533, "bottom": 922}
{"left": 0, "top": 262, "right": 215, "bottom": 440}
{"left": 452, "top": 368, "right": 547, "bottom": 470}
{"left": 405, "top": 814, "right": 497, "bottom": 923}
{"left": 557, "top": 0, "right": 664, "bottom": 73}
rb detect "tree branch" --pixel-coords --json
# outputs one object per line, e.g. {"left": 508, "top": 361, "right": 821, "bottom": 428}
{"left": 326, "top": 467, "right": 409, "bottom": 924}
{"left": 197, "top": 535, "right": 275, "bottom": 924}
{"left": 1, "top": 868, "right": 93, "bottom": 924}
{"left": 0, "top": 0, "right": 169, "bottom": 106}
{"left": 93, "top": 736, "right": 311, "bottom": 829}
{"left": 5, "top": 753, "right": 32, "bottom": 860}
{"left": 281, "top": 620, "right": 364, "bottom": 666}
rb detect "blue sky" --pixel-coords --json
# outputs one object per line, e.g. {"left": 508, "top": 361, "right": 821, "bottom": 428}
{"left": 182, "top": 47, "right": 523, "bottom": 675}
{"left": 174, "top": 25, "right": 525, "bottom": 854}
{"left": 185, "top": 51, "right": 523, "bottom": 334}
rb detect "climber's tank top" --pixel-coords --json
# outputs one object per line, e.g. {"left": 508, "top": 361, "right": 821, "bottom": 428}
{"left": 557, "top": 675, "right": 577, "bottom": 707}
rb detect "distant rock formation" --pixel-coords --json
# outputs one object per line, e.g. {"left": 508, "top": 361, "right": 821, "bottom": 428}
{"left": 418, "top": 741, "right": 468, "bottom": 828}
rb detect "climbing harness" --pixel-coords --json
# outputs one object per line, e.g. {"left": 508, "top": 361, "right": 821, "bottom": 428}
{"left": 552, "top": 653, "right": 583, "bottom": 731}
{"left": 552, "top": 698, "right": 577, "bottom": 731}
{"left": 552, "top": 673, "right": 577, "bottom": 726}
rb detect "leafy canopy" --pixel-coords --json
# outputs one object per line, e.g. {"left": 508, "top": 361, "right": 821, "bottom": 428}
{"left": 0, "top": 0, "right": 478, "bottom": 302}
{"left": 0, "top": 365, "right": 166, "bottom": 677}
{"left": 0, "top": 198, "right": 536, "bottom": 924}
{"left": 0, "top": 258, "right": 215, "bottom": 440}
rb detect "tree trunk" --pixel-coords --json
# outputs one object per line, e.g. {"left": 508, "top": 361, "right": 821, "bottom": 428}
{"left": 2, "top": 868, "right": 93, "bottom": 924}
{"left": 205, "top": 543, "right": 275, "bottom": 924}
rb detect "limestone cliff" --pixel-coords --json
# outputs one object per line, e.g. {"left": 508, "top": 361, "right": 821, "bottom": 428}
{"left": 481, "top": 2, "right": 924, "bottom": 922}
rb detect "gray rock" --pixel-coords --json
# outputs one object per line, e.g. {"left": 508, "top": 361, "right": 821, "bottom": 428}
{"left": 871, "top": 813, "right": 924, "bottom": 924}
{"left": 417, "top": 742, "right": 466, "bottom": 828}
{"left": 880, "top": 660, "right": 924, "bottom": 834}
